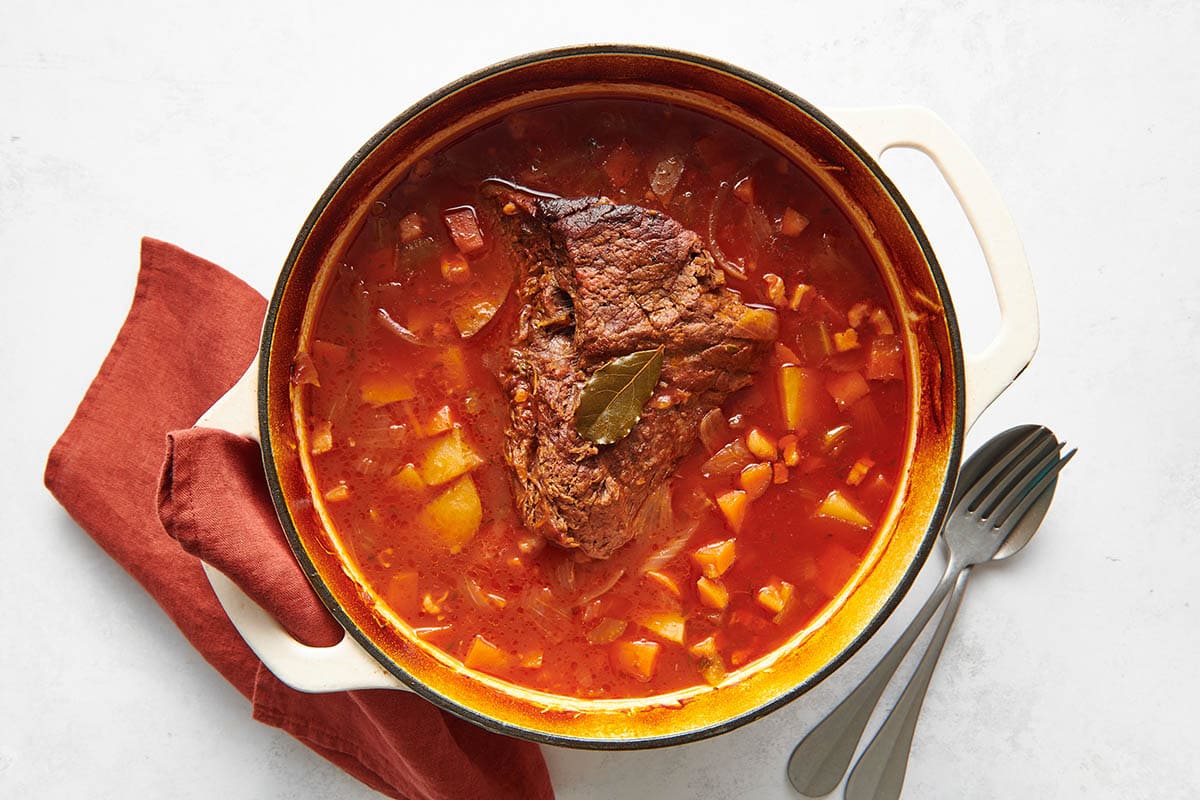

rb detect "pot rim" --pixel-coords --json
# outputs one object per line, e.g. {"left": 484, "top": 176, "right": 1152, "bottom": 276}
{"left": 257, "top": 43, "right": 965, "bottom": 749}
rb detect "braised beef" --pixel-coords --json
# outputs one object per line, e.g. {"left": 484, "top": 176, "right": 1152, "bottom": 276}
{"left": 495, "top": 191, "right": 776, "bottom": 558}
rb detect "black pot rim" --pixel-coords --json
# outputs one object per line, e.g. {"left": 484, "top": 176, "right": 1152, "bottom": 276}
{"left": 257, "top": 43, "right": 965, "bottom": 750}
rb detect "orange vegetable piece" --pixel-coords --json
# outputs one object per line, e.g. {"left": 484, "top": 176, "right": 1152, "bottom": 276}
{"left": 739, "top": 462, "right": 773, "bottom": 500}
{"left": 733, "top": 176, "right": 755, "bottom": 203}
{"left": 756, "top": 578, "right": 795, "bottom": 617}
{"left": 846, "top": 457, "right": 875, "bottom": 486}
{"left": 464, "top": 635, "right": 511, "bottom": 674}
{"left": 440, "top": 253, "right": 471, "bottom": 285}
{"left": 779, "top": 434, "right": 801, "bottom": 467}
{"left": 815, "top": 543, "right": 863, "bottom": 598}
{"left": 323, "top": 483, "right": 350, "bottom": 502}
{"left": 696, "top": 576, "right": 730, "bottom": 609}
{"left": 779, "top": 207, "right": 809, "bottom": 237}
{"left": 824, "top": 371, "right": 871, "bottom": 411}
{"left": 746, "top": 428, "right": 778, "bottom": 460}
{"left": 391, "top": 463, "right": 426, "bottom": 494}
{"left": 815, "top": 489, "right": 872, "bottom": 529}
{"left": 385, "top": 572, "right": 419, "bottom": 616}
{"left": 611, "top": 640, "right": 661, "bottom": 682}
{"left": 398, "top": 212, "right": 424, "bottom": 243}
{"left": 688, "top": 635, "right": 719, "bottom": 660}
{"left": 714, "top": 490, "right": 748, "bottom": 534}
{"left": 645, "top": 570, "right": 681, "bottom": 597}
{"left": 772, "top": 462, "right": 790, "bottom": 484}
{"left": 833, "top": 328, "right": 860, "bottom": 352}
{"left": 310, "top": 419, "right": 333, "bottom": 454}
{"left": 693, "top": 538, "right": 737, "bottom": 578}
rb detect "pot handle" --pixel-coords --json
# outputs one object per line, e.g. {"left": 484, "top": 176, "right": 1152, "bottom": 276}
{"left": 828, "top": 106, "right": 1039, "bottom": 427}
{"left": 195, "top": 357, "right": 408, "bottom": 692}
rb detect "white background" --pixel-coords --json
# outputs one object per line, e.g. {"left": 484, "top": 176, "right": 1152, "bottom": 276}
{"left": 3, "top": 2, "right": 1198, "bottom": 798}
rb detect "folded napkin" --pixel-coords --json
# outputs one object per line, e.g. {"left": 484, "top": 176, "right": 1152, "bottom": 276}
{"left": 44, "top": 238, "right": 553, "bottom": 800}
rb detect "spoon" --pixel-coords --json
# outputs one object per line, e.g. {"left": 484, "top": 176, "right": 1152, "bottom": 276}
{"left": 787, "top": 425, "right": 1071, "bottom": 796}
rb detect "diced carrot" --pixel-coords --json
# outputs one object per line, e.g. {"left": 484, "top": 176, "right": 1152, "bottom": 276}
{"left": 814, "top": 543, "right": 863, "bottom": 598}
{"left": 763, "top": 273, "right": 787, "bottom": 306}
{"left": 739, "top": 462, "right": 773, "bottom": 500}
{"left": 779, "top": 207, "right": 809, "bottom": 237}
{"left": 772, "top": 462, "right": 790, "bottom": 484}
{"left": 519, "top": 650, "right": 544, "bottom": 669}
{"left": 714, "top": 490, "right": 748, "bottom": 534}
{"left": 443, "top": 207, "right": 486, "bottom": 254}
{"left": 733, "top": 176, "right": 755, "bottom": 203}
{"left": 846, "top": 457, "right": 875, "bottom": 486}
{"left": 611, "top": 640, "right": 660, "bottom": 682}
{"left": 731, "top": 307, "right": 779, "bottom": 341}
{"left": 645, "top": 570, "right": 681, "bottom": 597}
{"left": 688, "top": 636, "right": 719, "bottom": 660}
{"left": 464, "top": 635, "right": 511, "bottom": 674}
{"left": 418, "top": 475, "right": 483, "bottom": 552}
{"left": 310, "top": 419, "right": 333, "bottom": 454}
{"left": 451, "top": 299, "right": 500, "bottom": 338}
{"left": 833, "top": 328, "right": 860, "bottom": 352}
{"left": 848, "top": 302, "right": 871, "bottom": 328}
{"left": 693, "top": 538, "right": 737, "bottom": 578}
{"left": 391, "top": 463, "right": 426, "bottom": 494}
{"left": 324, "top": 483, "right": 350, "bottom": 502}
{"left": 779, "top": 434, "right": 801, "bottom": 467}
{"left": 778, "top": 364, "right": 822, "bottom": 432}
{"left": 420, "top": 428, "right": 484, "bottom": 486}
{"left": 746, "top": 428, "right": 778, "bottom": 460}
{"left": 602, "top": 142, "right": 639, "bottom": 188}
{"left": 398, "top": 212, "right": 424, "bottom": 243}
{"left": 696, "top": 576, "right": 730, "bottom": 609}
{"left": 756, "top": 578, "right": 795, "bottom": 618}
{"left": 440, "top": 253, "right": 471, "bottom": 285}
{"left": 385, "top": 572, "right": 419, "bottom": 616}
{"left": 825, "top": 371, "right": 871, "bottom": 410}
{"left": 637, "top": 611, "right": 686, "bottom": 644}
{"left": 425, "top": 405, "right": 453, "bottom": 436}
{"left": 866, "top": 335, "right": 904, "bottom": 381}
{"left": 815, "top": 489, "right": 872, "bottom": 529}
{"left": 360, "top": 372, "right": 415, "bottom": 407}
{"left": 789, "top": 283, "right": 813, "bottom": 311}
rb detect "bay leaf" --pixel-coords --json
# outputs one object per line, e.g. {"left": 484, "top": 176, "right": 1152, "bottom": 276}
{"left": 575, "top": 346, "right": 665, "bottom": 445}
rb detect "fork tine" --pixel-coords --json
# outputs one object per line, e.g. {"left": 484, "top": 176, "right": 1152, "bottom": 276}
{"left": 993, "top": 448, "right": 1077, "bottom": 531}
{"left": 955, "top": 427, "right": 1050, "bottom": 515}
{"left": 975, "top": 440, "right": 1062, "bottom": 520}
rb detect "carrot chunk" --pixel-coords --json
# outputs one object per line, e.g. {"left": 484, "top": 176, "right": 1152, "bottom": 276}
{"left": 693, "top": 538, "right": 737, "bottom": 578}
{"left": 696, "top": 576, "right": 730, "bottom": 609}
{"left": 815, "top": 489, "right": 872, "bottom": 529}
{"left": 310, "top": 419, "right": 333, "bottom": 454}
{"left": 779, "top": 207, "right": 809, "bottom": 237}
{"left": 756, "top": 578, "right": 795, "bottom": 618}
{"left": 612, "top": 640, "right": 660, "bottom": 682}
{"left": 714, "top": 490, "right": 748, "bottom": 533}
{"left": 746, "top": 428, "right": 778, "bottom": 460}
{"left": 846, "top": 457, "right": 875, "bottom": 486}
{"left": 739, "top": 462, "right": 773, "bottom": 500}
{"left": 645, "top": 570, "right": 681, "bottom": 597}
{"left": 824, "top": 371, "right": 871, "bottom": 410}
{"left": 464, "top": 635, "right": 511, "bottom": 674}
{"left": 323, "top": 483, "right": 350, "bottom": 502}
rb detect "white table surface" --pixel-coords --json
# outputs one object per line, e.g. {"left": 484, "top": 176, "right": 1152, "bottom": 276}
{"left": 4, "top": 2, "right": 1198, "bottom": 798}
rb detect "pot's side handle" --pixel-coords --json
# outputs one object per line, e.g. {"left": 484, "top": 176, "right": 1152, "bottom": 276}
{"left": 195, "top": 358, "right": 408, "bottom": 693}
{"left": 828, "top": 107, "right": 1039, "bottom": 428}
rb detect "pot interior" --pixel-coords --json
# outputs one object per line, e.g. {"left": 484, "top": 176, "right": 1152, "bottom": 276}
{"left": 259, "top": 46, "right": 962, "bottom": 747}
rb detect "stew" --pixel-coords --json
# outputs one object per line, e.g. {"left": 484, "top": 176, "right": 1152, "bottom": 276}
{"left": 293, "top": 98, "right": 909, "bottom": 699}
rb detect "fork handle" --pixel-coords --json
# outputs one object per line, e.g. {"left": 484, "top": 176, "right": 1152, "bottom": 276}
{"left": 786, "top": 559, "right": 961, "bottom": 796}
{"left": 844, "top": 568, "right": 972, "bottom": 800}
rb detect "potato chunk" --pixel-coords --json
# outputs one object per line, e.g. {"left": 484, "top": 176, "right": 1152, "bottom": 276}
{"left": 815, "top": 489, "right": 872, "bottom": 529}
{"left": 611, "top": 640, "right": 661, "bottom": 682}
{"left": 420, "top": 427, "right": 484, "bottom": 486}
{"left": 418, "top": 475, "right": 482, "bottom": 552}
{"left": 637, "top": 611, "right": 686, "bottom": 644}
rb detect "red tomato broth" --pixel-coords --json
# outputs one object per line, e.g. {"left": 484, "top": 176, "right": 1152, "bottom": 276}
{"left": 294, "top": 98, "right": 910, "bottom": 699}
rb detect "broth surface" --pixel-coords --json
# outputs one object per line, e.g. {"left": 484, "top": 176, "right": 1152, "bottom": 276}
{"left": 294, "top": 98, "right": 909, "bottom": 698}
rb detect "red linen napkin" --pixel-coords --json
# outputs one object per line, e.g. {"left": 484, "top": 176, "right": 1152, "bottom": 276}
{"left": 44, "top": 238, "right": 554, "bottom": 800}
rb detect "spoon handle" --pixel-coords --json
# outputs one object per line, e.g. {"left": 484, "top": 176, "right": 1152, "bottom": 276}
{"left": 844, "top": 568, "right": 971, "bottom": 800}
{"left": 786, "top": 561, "right": 960, "bottom": 796}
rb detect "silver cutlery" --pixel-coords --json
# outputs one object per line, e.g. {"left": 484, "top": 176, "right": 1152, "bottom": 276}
{"left": 787, "top": 425, "right": 1074, "bottom": 798}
